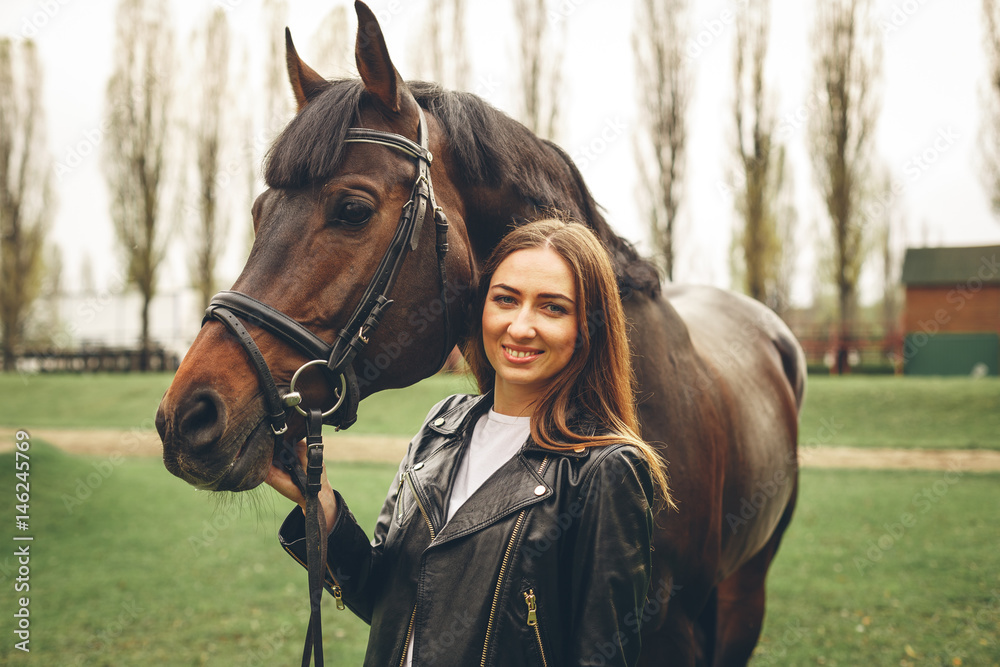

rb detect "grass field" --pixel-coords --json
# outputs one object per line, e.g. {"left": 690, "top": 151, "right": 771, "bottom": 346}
{"left": 0, "top": 371, "right": 997, "bottom": 449}
{"left": 1, "top": 441, "right": 997, "bottom": 665}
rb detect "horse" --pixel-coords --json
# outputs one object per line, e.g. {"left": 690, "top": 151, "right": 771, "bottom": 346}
{"left": 155, "top": 3, "right": 805, "bottom": 664}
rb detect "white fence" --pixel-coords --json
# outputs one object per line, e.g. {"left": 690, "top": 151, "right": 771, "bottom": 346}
{"left": 30, "top": 288, "right": 205, "bottom": 360}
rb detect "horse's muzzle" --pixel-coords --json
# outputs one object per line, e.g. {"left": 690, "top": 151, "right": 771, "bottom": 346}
{"left": 156, "top": 388, "right": 272, "bottom": 491}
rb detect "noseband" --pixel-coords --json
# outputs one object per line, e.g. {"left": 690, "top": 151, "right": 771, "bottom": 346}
{"left": 200, "top": 107, "right": 451, "bottom": 667}
{"left": 203, "top": 106, "right": 451, "bottom": 435}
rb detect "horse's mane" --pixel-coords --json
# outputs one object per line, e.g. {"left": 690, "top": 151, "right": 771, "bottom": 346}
{"left": 265, "top": 79, "right": 660, "bottom": 297}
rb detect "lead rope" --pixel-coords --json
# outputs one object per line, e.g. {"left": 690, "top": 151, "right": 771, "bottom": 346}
{"left": 301, "top": 409, "right": 328, "bottom": 667}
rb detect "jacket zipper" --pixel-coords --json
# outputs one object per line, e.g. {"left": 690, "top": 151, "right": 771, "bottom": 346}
{"left": 480, "top": 456, "right": 549, "bottom": 667}
{"left": 284, "top": 550, "right": 345, "bottom": 611}
{"left": 327, "top": 565, "right": 345, "bottom": 610}
{"left": 524, "top": 589, "right": 548, "bottom": 667}
{"left": 396, "top": 464, "right": 437, "bottom": 665}
{"left": 404, "top": 471, "right": 436, "bottom": 539}
{"left": 399, "top": 605, "right": 417, "bottom": 667}
{"left": 396, "top": 471, "right": 406, "bottom": 520}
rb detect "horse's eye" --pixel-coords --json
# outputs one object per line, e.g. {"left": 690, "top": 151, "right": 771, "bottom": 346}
{"left": 337, "top": 201, "right": 373, "bottom": 227}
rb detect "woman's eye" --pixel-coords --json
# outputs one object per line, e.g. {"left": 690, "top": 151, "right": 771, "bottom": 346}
{"left": 493, "top": 295, "right": 516, "bottom": 306}
{"left": 545, "top": 303, "right": 567, "bottom": 315}
{"left": 333, "top": 201, "right": 373, "bottom": 227}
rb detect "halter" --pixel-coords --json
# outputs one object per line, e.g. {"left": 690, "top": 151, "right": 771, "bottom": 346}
{"left": 201, "top": 106, "right": 452, "bottom": 667}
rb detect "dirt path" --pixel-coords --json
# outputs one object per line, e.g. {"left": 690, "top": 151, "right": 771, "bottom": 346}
{"left": 0, "top": 428, "right": 1000, "bottom": 472}
{"left": 3, "top": 427, "right": 1000, "bottom": 471}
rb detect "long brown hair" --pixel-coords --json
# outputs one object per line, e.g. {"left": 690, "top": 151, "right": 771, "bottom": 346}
{"left": 462, "top": 217, "right": 673, "bottom": 507}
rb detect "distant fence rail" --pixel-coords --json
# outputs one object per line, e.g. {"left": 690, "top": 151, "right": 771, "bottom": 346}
{"left": 791, "top": 324, "right": 903, "bottom": 372}
{"left": 16, "top": 346, "right": 181, "bottom": 373}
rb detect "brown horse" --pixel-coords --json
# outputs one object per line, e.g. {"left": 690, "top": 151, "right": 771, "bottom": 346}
{"left": 156, "top": 3, "right": 805, "bottom": 664}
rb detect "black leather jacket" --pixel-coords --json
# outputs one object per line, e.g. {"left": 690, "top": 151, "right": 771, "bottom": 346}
{"left": 279, "top": 393, "right": 654, "bottom": 666}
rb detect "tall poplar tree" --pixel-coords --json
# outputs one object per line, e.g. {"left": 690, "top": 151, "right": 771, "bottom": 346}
{"left": 809, "top": 0, "right": 881, "bottom": 373}
{"left": 0, "top": 39, "right": 52, "bottom": 370}
{"left": 103, "top": 0, "right": 175, "bottom": 370}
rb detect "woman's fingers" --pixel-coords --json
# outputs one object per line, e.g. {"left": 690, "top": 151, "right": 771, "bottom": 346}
{"left": 265, "top": 439, "right": 338, "bottom": 530}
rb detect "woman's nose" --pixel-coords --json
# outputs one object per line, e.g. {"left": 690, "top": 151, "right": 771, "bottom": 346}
{"left": 507, "top": 307, "right": 536, "bottom": 339}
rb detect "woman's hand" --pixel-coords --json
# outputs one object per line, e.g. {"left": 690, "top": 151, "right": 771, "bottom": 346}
{"left": 265, "top": 439, "right": 339, "bottom": 533}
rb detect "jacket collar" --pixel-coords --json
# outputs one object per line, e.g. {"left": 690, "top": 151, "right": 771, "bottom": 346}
{"left": 425, "top": 391, "right": 598, "bottom": 458}
{"left": 407, "top": 392, "right": 603, "bottom": 546}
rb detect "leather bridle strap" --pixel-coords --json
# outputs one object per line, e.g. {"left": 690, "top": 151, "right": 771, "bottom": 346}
{"left": 301, "top": 409, "right": 327, "bottom": 667}
{"left": 326, "top": 109, "right": 439, "bottom": 378}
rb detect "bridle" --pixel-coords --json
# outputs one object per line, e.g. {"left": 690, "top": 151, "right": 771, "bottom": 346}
{"left": 204, "top": 106, "right": 451, "bottom": 436}
{"left": 201, "top": 105, "right": 451, "bottom": 667}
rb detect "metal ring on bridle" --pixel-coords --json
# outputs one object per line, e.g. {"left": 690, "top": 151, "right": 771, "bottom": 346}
{"left": 287, "top": 359, "right": 348, "bottom": 418}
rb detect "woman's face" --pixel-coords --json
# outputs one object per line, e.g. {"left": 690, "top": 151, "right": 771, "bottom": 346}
{"left": 482, "top": 246, "right": 579, "bottom": 415}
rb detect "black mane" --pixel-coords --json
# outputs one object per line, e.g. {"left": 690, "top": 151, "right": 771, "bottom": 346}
{"left": 265, "top": 79, "right": 659, "bottom": 296}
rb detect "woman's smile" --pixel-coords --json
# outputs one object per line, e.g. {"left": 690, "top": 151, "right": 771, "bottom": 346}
{"left": 502, "top": 344, "right": 543, "bottom": 361}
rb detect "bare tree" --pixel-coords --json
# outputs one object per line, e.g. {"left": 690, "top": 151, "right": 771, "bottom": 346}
{"left": 634, "top": 0, "right": 689, "bottom": 281}
{"left": 0, "top": 38, "right": 52, "bottom": 371}
{"left": 771, "top": 147, "right": 798, "bottom": 317}
{"left": 311, "top": 5, "right": 353, "bottom": 76}
{"left": 449, "top": 0, "right": 470, "bottom": 90}
{"left": 413, "top": 0, "right": 470, "bottom": 90}
{"left": 980, "top": 0, "right": 1000, "bottom": 218}
{"left": 873, "top": 167, "right": 904, "bottom": 338}
{"left": 513, "top": 0, "right": 562, "bottom": 140}
{"left": 808, "top": 0, "right": 881, "bottom": 374}
{"left": 103, "top": 0, "right": 175, "bottom": 370}
{"left": 189, "top": 8, "right": 231, "bottom": 310}
{"left": 731, "top": 0, "right": 788, "bottom": 309}
{"left": 262, "top": 0, "right": 293, "bottom": 140}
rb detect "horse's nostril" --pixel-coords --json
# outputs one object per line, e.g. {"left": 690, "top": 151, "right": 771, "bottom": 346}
{"left": 177, "top": 389, "right": 227, "bottom": 450}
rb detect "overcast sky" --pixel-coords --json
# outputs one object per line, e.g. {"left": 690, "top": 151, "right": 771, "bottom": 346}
{"left": 2, "top": 0, "right": 999, "bottom": 311}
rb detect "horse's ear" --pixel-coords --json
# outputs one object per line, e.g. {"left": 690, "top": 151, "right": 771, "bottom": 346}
{"left": 285, "top": 28, "right": 329, "bottom": 111}
{"left": 354, "top": 0, "right": 407, "bottom": 114}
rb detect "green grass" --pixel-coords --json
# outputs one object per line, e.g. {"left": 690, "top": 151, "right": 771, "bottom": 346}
{"left": 1, "top": 443, "right": 997, "bottom": 665}
{"left": 1, "top": 371, "right": 997, "bottom": 449}
{"left": 0, "top": 371, "right": 475, "bottom": 436}
{"left": 0, "top": 372, "right": 176, "bottom": 430}
{"left": 756, "top": 468, "right": 1000, "bottom": 666}
{"left": 800, "top": 375, "right": 1000, "bottom": 450}
{"left": 0, "top": 439, "right": 391, "bottom": 666}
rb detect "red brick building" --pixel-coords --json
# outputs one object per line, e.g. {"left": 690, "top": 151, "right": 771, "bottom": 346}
{"left": 900, "top": 245, "right": 1000, "bottom": 375}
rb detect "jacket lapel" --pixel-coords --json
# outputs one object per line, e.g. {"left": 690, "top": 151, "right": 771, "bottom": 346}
{"left": 404, "top": 392, "right": 599, "bottom": 547}
{"left": 421, "top": 450, "right": 551, "bottom": 546}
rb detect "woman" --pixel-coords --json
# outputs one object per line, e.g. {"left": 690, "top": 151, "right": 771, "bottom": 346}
{"left": 267, "top": 217, "right": 671, "bottom": 666}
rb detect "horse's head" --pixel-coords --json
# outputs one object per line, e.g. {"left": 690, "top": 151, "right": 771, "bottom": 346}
{"left": 156, "top": 2, "right": 475, "bottom": 491}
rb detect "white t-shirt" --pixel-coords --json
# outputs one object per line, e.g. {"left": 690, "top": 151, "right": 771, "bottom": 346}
{"left": 446, "top": 409, "right": 531, "bottom": 522}
{"left": 403, "top": 409, "right": 530, "bottom": 667}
